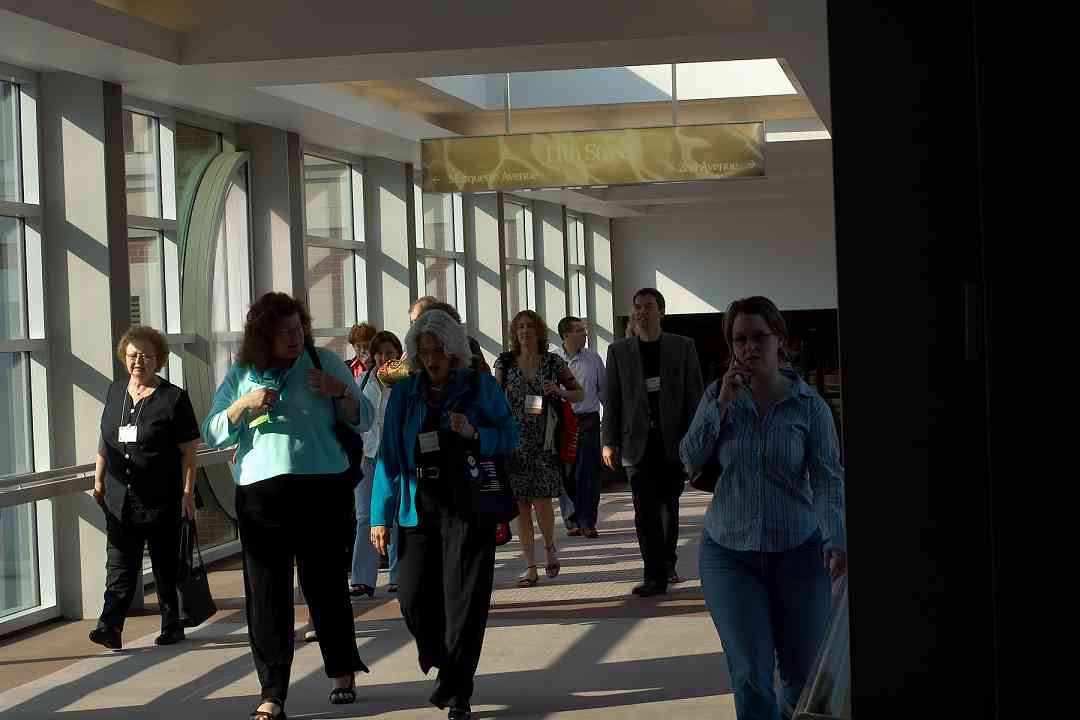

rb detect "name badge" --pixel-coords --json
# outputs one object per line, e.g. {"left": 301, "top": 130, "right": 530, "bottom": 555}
{"left": 525, "top": 394, "right": 544, "bottom": 415}
{"left": 119, "top": 425, "right": 138, "bottom": 443}
{"left": 646, "top": 376, "right": 662, "bottom": 393}
{"left": 419, "top": 431, "right": 441, "bottom": 453}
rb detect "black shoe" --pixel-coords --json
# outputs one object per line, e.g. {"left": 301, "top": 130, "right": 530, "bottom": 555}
{"left": 668, "top": 569, "right": 685, "bottom": 584}
{"left": 632, "top": 580, "right": 668, "bottom": 597}
{"left": 89, "top": 627, "right": 122, "bottom": 650}
{"left": 349, "top": 583, "right": 375, "bottom": 599}
{"left": 448, "top": 707, "right": 472, "bottom": 720}
{"left": 154, "top": 627, "right": 185, "bottom": 646}
{"left": 249, "top": 698, "right": 286, "bottom": 720}
{"left": 329, "top": 674, "right": 357, "bottom": 705}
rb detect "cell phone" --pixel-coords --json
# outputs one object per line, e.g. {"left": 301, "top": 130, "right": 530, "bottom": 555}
{"left": 731, "top": 357, "right": 750, "bottom": 391}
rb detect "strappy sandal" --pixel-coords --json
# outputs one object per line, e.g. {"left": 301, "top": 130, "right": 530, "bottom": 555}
{"left": 329, "top": 674, "right": 357, "bottom": 705}
{"left": 545, "top": 544, "right": 561, "bottom": 578}
{"left": 250, "top": 698, "right": 286, "bottom": 720}
{"left": 517, "top": 565, "right": 539, "bottom": 588}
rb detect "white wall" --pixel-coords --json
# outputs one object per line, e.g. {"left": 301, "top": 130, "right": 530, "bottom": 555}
{"left": 611, "top": 190, "right": 837, "bottom": 317}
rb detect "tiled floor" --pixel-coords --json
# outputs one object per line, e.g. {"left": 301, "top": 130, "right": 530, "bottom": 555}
{"left": 0, "top": 490, "right": 735, "bottom": 719}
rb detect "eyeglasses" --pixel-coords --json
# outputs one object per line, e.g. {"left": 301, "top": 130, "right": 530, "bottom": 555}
{"left": 125, "top": 353, "right": 157, "bottom": 362}
{"left": 732, "top": 332, "right": 775, "bottom": 347}
{"left": 416, "top": 347, "right": 447, "bottom": 360}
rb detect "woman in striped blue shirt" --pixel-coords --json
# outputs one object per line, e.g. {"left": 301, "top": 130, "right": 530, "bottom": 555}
{"left": 680, "top": 296, "right": 846, "bottom": 720}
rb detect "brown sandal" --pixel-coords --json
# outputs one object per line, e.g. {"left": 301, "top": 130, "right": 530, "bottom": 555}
{"left": 517, "top": 565, "right": 539, "bottom": 588}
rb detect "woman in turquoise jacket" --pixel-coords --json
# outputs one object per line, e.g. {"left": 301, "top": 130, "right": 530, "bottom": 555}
{"left": 370, "top": 309, "right": 517, "bottom": 720}
{"left": 202, "top": 292, "right": 374, "bottom": 720}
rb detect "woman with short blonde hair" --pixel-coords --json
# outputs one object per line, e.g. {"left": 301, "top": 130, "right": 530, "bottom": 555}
{"left": 90, "top": 326, "right": 201, "bottom": 651}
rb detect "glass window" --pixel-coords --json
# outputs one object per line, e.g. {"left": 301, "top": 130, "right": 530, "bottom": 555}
{"left": 127, "top": 228, "right": 164, "bottom": 330}
{"left": 304, "top": 155, "right": 352, "bottom": 241}
{"left": 421, "top": 256, "right": 457, "bottom": 303}
{"left": 1, "top": 81, "right": 19, "bottom": 203}
{"left": 567, "top": 215, "right": 585, "bottom": 266}
{"left": 0, "top": 352, "right": 31, "bottom": 479}
{"left": 210, "top": 166, "right": 251, "bottom": 387}
{"left": 176, "top": 123, "right": 221, "bottom": 233}
{"left": 192, "top": 471, "right": 236, "bottom": 549}
{"left": 123, "top": 111, "right": 161, "bottom": 218}
{"left": 505, "top": 264, "right": 534, "bottom": 320}
{"left": 422, "top": 193, "right": 455, "bottom": 251}
{"left": 503, "top": 201, "right": 531, "bottom": 260}
{"left": 1, "top": 216, "right": 26, "bottom": 339}
{"left": 570, "top": 269, "right": 588, "bottom": 319}
{"left": 0, "top": 502, "right": 39, "bottom": 619}
{"left": 306, "top": 246, "right": 357, "bottom": 329}
{"left": 316, "top": 335, "right": 350, "bottom": 362}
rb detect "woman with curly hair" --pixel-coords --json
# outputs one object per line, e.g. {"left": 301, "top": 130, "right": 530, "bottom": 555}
{"left": 203, "top": 292, "right": 374, "bottom": 720}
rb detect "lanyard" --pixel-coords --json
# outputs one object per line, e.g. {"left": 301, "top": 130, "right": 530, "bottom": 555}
{"left": 118, "top": 389, "right": 149, "bottom": 446}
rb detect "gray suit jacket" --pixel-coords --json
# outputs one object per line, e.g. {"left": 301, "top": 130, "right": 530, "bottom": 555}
{"left": 602, "top": 332, "right": 704, "bottom": 466}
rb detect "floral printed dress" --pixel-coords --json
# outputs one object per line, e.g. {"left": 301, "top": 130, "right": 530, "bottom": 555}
{"left": 494, "top": 352, "right": 573, "bottom": 502}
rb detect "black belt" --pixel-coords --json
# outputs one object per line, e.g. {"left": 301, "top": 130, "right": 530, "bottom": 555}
{"left": 575, "top": 410, "right": 600, "bottom": 418}
{"left": 416, "top": 466, "right": 442, "bottom": 480}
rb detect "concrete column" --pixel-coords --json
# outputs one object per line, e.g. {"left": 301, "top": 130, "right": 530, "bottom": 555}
{"left": 363, "top": 157, "right": 411, "bottom": 341}
{"left": 38, "top": 72, "right": 134, "bottom": 619}
{"left": 585, "top": 214, "right": 615, "bottom": 360}
{"left": 236, "top": 123, "right": 303, "bottom": 300}
{"left": 463, "top": 194, "right": 504, "bottom": 363}
{"left": 533, "top": 199, "right": 567, "bottom": 348}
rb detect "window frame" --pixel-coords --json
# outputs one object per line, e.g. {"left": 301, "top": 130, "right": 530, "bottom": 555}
{"left": 122, "top": 99, "right": 196, "bottom": 384}
{"left": 0, "top": 66, "right": 58, "bottom": 635}
{"left": 301, "top": 146, "right": 368, "bottom": 345}
{"left": 416, "top": 190, "right": 468, "bottom": 321}
{"left": 501, "top": 198, "right": 536, "bottom": 324}
{"left": 565, "top": 212, "right": 589, "bottom": 322}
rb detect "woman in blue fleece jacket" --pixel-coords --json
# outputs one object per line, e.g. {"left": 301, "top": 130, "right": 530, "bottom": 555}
{"left": 369, "top": 309, "right": 517, "bottom": 720}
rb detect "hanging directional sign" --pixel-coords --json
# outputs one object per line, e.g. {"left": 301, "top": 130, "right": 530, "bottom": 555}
{"left": 421, "top": 122, "right": 765, "bottom": 193}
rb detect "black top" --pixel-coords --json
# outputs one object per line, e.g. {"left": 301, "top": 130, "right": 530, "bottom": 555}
{"left": 99, "top": 378, "right": 200, "bottom": 523}
{"left": 414, "top": 388, "right": 451, "bottom": 515}
{"left": 639, "top": 336, "right": 663, "bottom": 429}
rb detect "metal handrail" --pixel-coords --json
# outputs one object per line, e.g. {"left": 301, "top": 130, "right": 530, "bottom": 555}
{"left": 795, "top": 576, "right": 851, "bottom": 719}
{"left": 0, "top": 446, "right": 235, "bottom": 509}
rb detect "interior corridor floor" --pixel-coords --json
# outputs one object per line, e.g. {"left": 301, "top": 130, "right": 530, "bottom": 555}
{"left": 0, "top": 490, "right": 735, "bottom": 719}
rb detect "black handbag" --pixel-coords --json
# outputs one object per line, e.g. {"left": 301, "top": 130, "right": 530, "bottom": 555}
{"left": 443, "top": 370, "right": 519, "bottom": 526}
{"left": 689, "top": 453, "right": 723, "bottom": 493}
{"left": 306, "top": 345, "right": 365, "bottom": 488}
{"left": 177, "top": 520, "right": 217, "bottom": 628}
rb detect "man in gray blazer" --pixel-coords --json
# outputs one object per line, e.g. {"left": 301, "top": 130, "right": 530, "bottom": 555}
{"left": 603, "top": 288, "right": 704, "bottom": 596}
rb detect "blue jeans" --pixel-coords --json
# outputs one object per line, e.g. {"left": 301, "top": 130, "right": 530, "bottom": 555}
{"left": 353, "top": 457, "right": 397, "bottom": 586}
{"left": 699, "top": 530, "right": 830, "bottom": 720}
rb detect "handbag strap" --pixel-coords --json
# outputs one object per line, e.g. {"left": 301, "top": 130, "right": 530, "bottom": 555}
{"left": 306, "top": 344, "right": 342, "bottom": 420}
{"left": 185, "top": 520, "right": 206, "bottom": 569}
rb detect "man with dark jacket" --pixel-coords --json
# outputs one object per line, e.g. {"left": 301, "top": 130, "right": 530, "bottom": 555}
{"left": 602, "top": 288, "right": 704, "bottom": 596}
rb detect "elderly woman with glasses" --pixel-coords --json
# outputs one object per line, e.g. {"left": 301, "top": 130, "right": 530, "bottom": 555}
{"left": 370, "top": 309, "right": 518, "bottom": 720}
{"left": 89, "top": 326, "right": 201, "bottom": 651}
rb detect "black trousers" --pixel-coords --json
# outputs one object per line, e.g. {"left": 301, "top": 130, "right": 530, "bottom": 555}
{"left": 98, "top": 511, "right": 181, "bottom": 633}
{"left": 236, "top": 473, "right": 368, "bottom": 704}
{"left": 396, "top": 499, "right": 496, "bottom": 711}
{"left": 625, "top": 438, "right": 685, "bottom": 586}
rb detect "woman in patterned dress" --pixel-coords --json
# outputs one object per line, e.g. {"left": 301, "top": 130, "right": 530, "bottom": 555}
{"left": 494, "top": 310, "right": 584, "bottom": 587}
